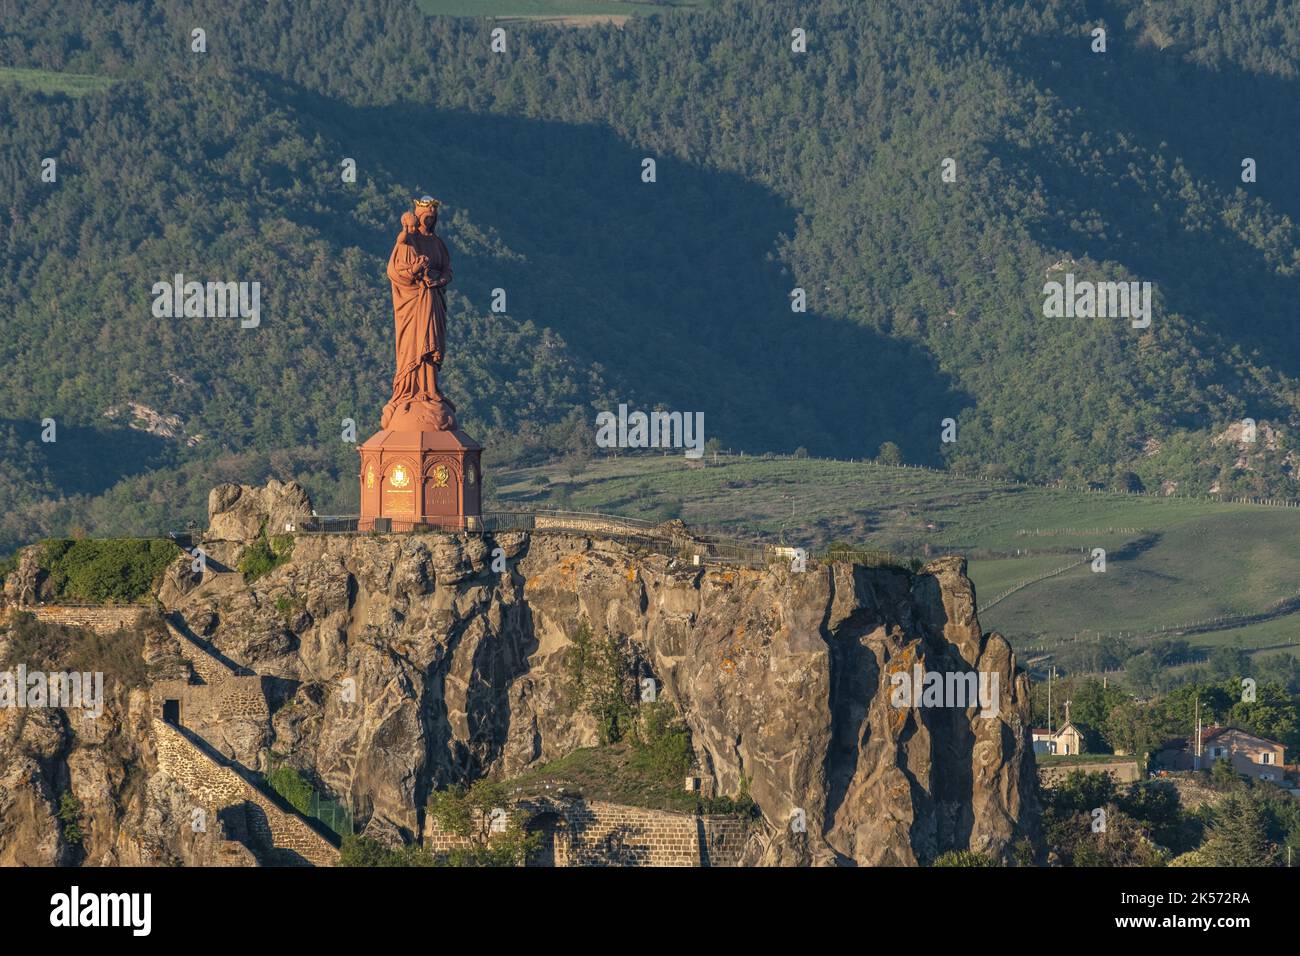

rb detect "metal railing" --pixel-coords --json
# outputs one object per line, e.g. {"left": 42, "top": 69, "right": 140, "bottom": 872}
{"left": 288, "top": 508, "right": 899, "bottom": 571}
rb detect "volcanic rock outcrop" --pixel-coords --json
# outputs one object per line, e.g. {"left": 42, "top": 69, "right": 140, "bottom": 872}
{"left": 0, "top": 487, "right": 1040, "bottom": 866}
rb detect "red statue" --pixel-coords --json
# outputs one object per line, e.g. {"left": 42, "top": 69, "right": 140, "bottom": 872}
{"left": 359, "top": 197, "right": 483, "bottom": 530}
{"left": 382, "top": 197, "right": 456, "bottom": 431}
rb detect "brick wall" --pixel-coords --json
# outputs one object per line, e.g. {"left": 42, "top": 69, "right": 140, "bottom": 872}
{"left": 6, "top": 604, "right": 144, "bottom": 633}
{"left": 699, "top": 815, "right": 747, "bottom": 866}
{"left": 423, "top": 797, "right": 749, "bottom": 867}
{"left": 153, "top": 720, "right": 338, "bottom": 866}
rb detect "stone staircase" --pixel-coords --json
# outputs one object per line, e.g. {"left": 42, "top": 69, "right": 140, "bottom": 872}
{"left": 154, "top": 720, "right": 339, "bottom": 867}
{"left": 154, "top": 609, "right": 339, "bottom": 866}
{"left": 164, "top": 613, "right": 254, "bottom": 683}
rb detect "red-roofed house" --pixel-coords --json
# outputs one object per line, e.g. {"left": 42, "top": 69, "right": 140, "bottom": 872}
{"left": 1156, "top": 726, "right": 1288, "bottom": 786}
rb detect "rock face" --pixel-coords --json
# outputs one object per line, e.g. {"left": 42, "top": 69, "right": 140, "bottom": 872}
{"left": 0, "top": 671, "right": 248, "bottom": 866}
{"left": 207, "top": 480, "right": 313, "bottom": 541}
{"left": 0, "top": 501, "right": 1040, "bottom": 866}
{"left": 1, "top": 548, "right": 41, "bottom": 606}
{"left": 171, "top": 534, "right": 1036, "bottom": 863}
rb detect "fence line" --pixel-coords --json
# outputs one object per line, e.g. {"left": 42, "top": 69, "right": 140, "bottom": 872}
{"left": 660, "top": 449, "right": 1300, "bottom": 510}
{"left": 978, "top": 555, "right": 1089, "bottom": 613}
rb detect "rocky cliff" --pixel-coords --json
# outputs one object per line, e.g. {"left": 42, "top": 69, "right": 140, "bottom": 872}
{"left": 0, "top": 484, "right": 1040, "bottom": 866}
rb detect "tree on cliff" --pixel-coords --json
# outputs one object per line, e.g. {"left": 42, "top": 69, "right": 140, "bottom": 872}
{"left": 566, "top": 623, "right": 635, "bottom": 744}
{"left": 427, "top": 780, "right": 542, "bottom": 867}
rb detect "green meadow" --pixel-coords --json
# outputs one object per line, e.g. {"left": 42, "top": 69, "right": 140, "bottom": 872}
{"left": 0, "top": 67, "right": 113, "bottom": 96}
{"left": 494, "top": 454, "right": 1300, "bottom": 661}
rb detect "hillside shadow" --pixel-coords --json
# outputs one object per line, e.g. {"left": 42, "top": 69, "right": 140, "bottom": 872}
{"left": 995, "top": 30, "right": 1300, "bottom": 387}
{"left": 0, "top": 419, "right": 174, "bottom": 497}
{"left": 266, "top": 79, "right": 970, "bottom": 463}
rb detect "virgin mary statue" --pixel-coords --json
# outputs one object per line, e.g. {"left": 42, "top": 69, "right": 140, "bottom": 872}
{"left": 381, "top": 196, "right": 457, "bottom": 431}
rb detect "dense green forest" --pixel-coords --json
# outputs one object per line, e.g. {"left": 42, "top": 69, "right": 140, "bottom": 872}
{"left": 4, "top": 0, "right": 1300, "bottom": 551}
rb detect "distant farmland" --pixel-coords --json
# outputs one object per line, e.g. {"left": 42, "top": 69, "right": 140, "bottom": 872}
{"left": 494, "top": 453, "right": 1300, "bottom": 665}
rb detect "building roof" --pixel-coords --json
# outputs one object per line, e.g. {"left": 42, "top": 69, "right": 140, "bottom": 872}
{"left": 1166, "top": 725, "right": 1283, "bottom": 753}
{"left": 1031, "top": 723, "right": 1081, "bottom": 739}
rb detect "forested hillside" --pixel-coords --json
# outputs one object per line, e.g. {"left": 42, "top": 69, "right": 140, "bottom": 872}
{"left": 4, "top": 0, "right": 1300, "bottom": 552}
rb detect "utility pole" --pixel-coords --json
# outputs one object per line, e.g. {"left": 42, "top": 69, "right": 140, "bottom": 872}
{"left": 1194, "top": 696, "right": 1202, "bottom": 771}
{"left": 1047, "top": 666, "right": 1054, "bottom": 736}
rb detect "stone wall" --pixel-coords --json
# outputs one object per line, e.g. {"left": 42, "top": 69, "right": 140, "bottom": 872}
{"left": 5, "top": 604, "right": 144, "bottom": 633}
{"left": 166, "top": 622, "right": 237, "bottom": 686}
{"left": 152, "top": 673, "right": 268, "bottom": 727}
{"left": 423, "top": 797, "right": 748, "bottom": 867}
{"left": 699, "top": 815, "right": 748, "bottom": 866}
{"left": 533, "top": 515, "right": 651, "bottom": 539}
{"left": 153, "top": 720, "right": 338, "bottom": 866}
{"left": 1037, "top": 758, "right": 1143, "bottom": 787}
{"left": 150, "top": 622, "right": 271, "bottom": 766}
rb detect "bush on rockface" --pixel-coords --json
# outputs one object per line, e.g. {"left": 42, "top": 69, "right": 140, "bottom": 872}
{"left": 629, "top": 699, "right": 692, "bottom": 783}
{"left": 37, "top": 538, "right": 179, "bottom": 603}
{"left": 338, "top": 835, "right": 437, "bottom": 867}
{"left": 932, "top": 850, "right": 998, "bottom": 867}
{"left": 57, "top": 791, "right": 84, "bottom": 846}
{"left": 264, "top": 763, "right": 313, "bottom": 816}
{"left": 238, "top": 532, "right": 294, "bottom": 582}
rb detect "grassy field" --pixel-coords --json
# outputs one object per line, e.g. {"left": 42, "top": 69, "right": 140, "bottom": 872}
{"left": 507, "top": 741, "right": 715, "bottom": 812}
{"left": 0, "top": 67, "right": 113, "bottom": 96}
{"left": 417, "top": 0, "right": 707, "bottom": 18}
{"left": 493, "top": 454, "right": 1300, "bottom": 660}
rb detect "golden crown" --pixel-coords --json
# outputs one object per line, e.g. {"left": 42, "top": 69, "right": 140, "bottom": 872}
{"left": 413, "top": 196, "right": 441, "bottom": 210}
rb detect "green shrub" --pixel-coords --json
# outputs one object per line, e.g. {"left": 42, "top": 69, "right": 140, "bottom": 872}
{"left": 37, "top": 538, "right": 179, "bottom": 604}
{"left": 427, "top": 780, "right": 541, "bottom": 866}
{"left": 274, "top": 593, "right": 305, "bottom": 621}
{"left": 239, "top": 533, "right": 294, "bottom": 582}
{"left": 565, "top": 623, "right": 634, "bottom": 744}
{"left": 697, "top": 792, "right": 758, "bottom": 817}
{"left": 630, "top": 699, "right": 692, "bottom": 782}
{"left": 339, "top": 835, "right": 437, "bottom": 867}
{"left": 265, "top": 763, "right": 313, "bottom": 815}
{"left": 932, "top": 850, "right": 998, "bottom": 867}
{"left": 58, "top": 791, "right": 83, "bottom": 846}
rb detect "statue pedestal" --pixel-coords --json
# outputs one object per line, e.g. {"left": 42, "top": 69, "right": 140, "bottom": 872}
{"left": 358, "top": 429, "right": 483, "bottom": 531}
